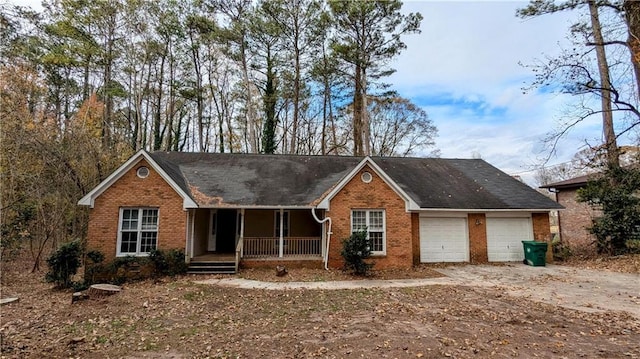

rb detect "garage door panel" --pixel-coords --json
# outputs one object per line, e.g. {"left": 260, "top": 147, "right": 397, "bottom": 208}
{"left": 486, "top": 217, "right": 532, "bottom": 262}
{"left": 420, "top": 217, "right": 469, "bottom": 263}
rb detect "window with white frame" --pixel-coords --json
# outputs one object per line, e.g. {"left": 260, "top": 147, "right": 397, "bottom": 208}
{"left": 351, "top": 209, "right": 385, "bottom": 255}
{"left": 118, "top": 208, "right": 159, "bottom": 256}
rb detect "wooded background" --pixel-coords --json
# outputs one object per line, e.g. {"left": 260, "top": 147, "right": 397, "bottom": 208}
{"left": 1, "top": 0, "right": 439, "bottom": 268}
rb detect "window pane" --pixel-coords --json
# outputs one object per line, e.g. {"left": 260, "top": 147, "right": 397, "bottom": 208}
{"left": 369, "top": 231, "right": 383, "bottom": 252}
{"left": 142, "top": 209, "right": 158, "bottom": 230}
{"left": 368, "top": 211, "right": 383, "bottom": 230}
{"left": 140, "top": 232, "right": 157, "bottom": 253}
{"left": 121, "top": 209, "right": 139, "bottom": 230}
{"left": 120, "top": 232, "right": 137, "bottom": 253}
{"left": 352, "top": 211, "right": 367, "bottom": 232}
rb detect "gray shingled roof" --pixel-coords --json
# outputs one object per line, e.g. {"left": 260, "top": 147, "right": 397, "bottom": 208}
{"left": 374, "top": 157, "right": 562, "bottom": 209}
{"left": 539, "top": 174, "right": 594, "bottom": 190}
{"left": 149, "top": 152, "right": 361, "bottom": 207}
{"left": 149, "top": 152, "right": 561, "bottom": 210}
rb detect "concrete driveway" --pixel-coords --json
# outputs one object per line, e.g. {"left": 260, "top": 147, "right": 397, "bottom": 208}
{"left": 436, "top": 264, "right": 640, "bottom": 319}
{"left": 198, "top": 263, "right": 639, "bottom": 319}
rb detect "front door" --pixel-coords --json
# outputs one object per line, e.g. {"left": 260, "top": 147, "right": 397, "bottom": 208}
{"left": 208, "top": 210, "right": 217, "bottom": 251}
{"left": 217, "top": 209, "right": 237, "bottom": 253}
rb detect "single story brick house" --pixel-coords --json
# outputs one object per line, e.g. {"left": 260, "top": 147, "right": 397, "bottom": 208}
{"left": 78, "top": 150, "right": 562, "bottom": 273}
{"left": 540, "top": 174, "right": 599, "bottom": 254}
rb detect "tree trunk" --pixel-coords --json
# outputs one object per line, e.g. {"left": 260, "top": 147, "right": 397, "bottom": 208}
{"left": 353, "top": 64, "right": 364, "bottom": 156}
{"left": 361, "top": 71, "right": 370, "bottom": 156}
{"left": 153, "top": 50, "right": 167, "bottom": 151}
{"left": 589, "top": 0, "right": 619, "bottom": 168}
{"left": 240, "top": 39, "right": 257, "bottom": 153}
{"left": 188, "top": 29, "right": 205, "bottom": 152}
{"left": 291, "top": 31, "right": 301, "bottom": 154}
{"left": 262, "top": 47, "right": 277, "bottom": 154}
{"left": 624, "top": 0, "right": 640, "bottom": 101}
{"left": 166, "top": 42, "right": 176, "bottom": 151}
{"left": 88, "top": 284, "right": 122, "bottom": 297}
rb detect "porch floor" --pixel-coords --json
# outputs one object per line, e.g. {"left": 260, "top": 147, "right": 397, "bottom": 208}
{"left": 192, "top": 253, "right": 236, "bottom": 262}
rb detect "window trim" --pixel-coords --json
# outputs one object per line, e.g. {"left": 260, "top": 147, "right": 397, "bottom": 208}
{"left": 351, "top": 209, "right": 386, "bottom": 256}
{"left": 117, "top": 207, "right": 159, "bottom": 257}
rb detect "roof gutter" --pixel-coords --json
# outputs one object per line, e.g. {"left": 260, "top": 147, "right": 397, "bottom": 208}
{"left": 311, "top": 207, "right": 332, "bottom": 270}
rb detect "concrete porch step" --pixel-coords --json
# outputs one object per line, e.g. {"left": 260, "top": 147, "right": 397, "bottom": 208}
{"left": 188, "top": 261, "right": 237, "bottom": 274}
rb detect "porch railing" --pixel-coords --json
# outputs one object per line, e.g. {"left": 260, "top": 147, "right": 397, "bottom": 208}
{"left": 243, "top": 237, "right": 321, "bottom": 258}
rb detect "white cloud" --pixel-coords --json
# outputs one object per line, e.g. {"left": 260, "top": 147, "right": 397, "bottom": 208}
{"left": 388, "top": 1, "right": 608, "bottom": 185}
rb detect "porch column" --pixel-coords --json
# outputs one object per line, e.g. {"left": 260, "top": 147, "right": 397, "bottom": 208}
{"left": 187, "top": 209, "right": 195, "bottom": 259}
{"left": 239, "top": 209, "right": 245, "bottom": 257}
{"left": 279, "top": 208, "right": 284, "bottom": 258}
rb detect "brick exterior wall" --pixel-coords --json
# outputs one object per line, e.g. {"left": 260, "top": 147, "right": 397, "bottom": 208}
{"left": 556, "top": 190, "right": 599, "bottom": 254}
{"left": 327, "top": 165, "right": 413, "bottom": 269}
{"left": 85, "top": 156, "right": 557, "bottom": 269}
{"left": 411, "top": 213, "right": 420, "bottom": 265}
{"left": 85, "top": 159, "right": 187, "bottom": 262}
{"left": 467, "top": 213, "right": 488, "bottom": 263}
{"left": 532, "top": 212, "right": 553, "bottom": 263}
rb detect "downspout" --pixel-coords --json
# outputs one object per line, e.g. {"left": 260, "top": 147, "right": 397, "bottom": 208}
{"left": 311, "top": 207, "right": 332, "bottom": 270}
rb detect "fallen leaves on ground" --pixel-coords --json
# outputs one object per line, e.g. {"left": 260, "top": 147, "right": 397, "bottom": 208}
{"left": 1, "top": 256, "right": 639, "bottom": 358}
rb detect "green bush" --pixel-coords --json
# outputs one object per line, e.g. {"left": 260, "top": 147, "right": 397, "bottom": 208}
{"left": 81, "top": 249, "right": 187, "bottom": 285}
{"left": 45, "top": 240, "right": 82, "bottom": 289}
{"left": 627, "top": 239, "right": 640, "bottom": 253}
{"left": 578, "top": 165, "right": 640, "bottom": 255}
{"left": 341, "top": 230, "right": 373, "bottom": 276}
{"left": 84, "top": 250, "right": 106, "bottom": 286}
{"left": 551, "top": 236, "right": 572, "bottom": 261}
{"left": 86, "top": 250, "right": 105, "bottom": 264}
{"left": 149, "top": 249, "right": 187, "bottom": 276}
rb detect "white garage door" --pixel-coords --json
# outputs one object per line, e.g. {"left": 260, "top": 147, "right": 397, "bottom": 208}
{"left": 486, "top": 217, "right": 532, "bottom": 262}
{"left": 420, "top": 217, "right": 469, "bottom": 263}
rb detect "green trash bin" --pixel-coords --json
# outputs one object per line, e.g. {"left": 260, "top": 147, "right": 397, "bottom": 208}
{"left": 522, "top": 241, "right": 548, "bottom": 266}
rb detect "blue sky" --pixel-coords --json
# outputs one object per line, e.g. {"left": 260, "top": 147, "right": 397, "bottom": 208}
{"left": 388, "top": 1, "right": 610, "bottom": 185}
{"left": 388, "top": 1, "right": 640, "bottom": 185}
{"left": 10, "top": 0, "right": 633, "bottom": 185}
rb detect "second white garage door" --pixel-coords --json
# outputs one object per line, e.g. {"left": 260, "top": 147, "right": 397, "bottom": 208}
{"left": 420, "top": 217, "right": 469, "bottom": 263}
{"left": 486, "top": 217, "right": 532, "bottom": 262}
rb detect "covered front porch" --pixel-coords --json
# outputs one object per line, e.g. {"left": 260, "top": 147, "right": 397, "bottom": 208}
{"left": 187, "top": 208, "right": 325, "bottom": 265}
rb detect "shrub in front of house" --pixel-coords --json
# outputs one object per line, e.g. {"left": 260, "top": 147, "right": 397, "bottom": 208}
{"left": 45, "top": 240, "right": 82, "bottom": 289}
{"left": 80, "top": 249, "right": 107, "bottom": 289}
{"left": 83, "top": 248, "right": 187, "bottom": 285}
{"left": 341, "top": 230, "right": 373, "bottom": 276}
{"left": 149, "top": 249, "right": 188, "bottom": 277}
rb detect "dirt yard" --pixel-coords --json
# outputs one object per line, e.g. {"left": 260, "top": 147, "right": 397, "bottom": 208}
{"left": 1, "top": 255, "right": 639, "bottom": 359}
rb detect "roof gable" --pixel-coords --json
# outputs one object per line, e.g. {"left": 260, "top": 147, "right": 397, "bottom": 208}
{"left": 316, "top": 157, "right": 419, "bottom": 210}
{"left": 77, "top": 150, "right": 197, "bottom": 209}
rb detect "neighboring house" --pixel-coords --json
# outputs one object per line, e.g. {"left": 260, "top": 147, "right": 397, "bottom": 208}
{"left": 78, "top": 150, "right": 561, "bottom": 273}
{"left": 540, "top": 175, "right": 599, "bottom": 254}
